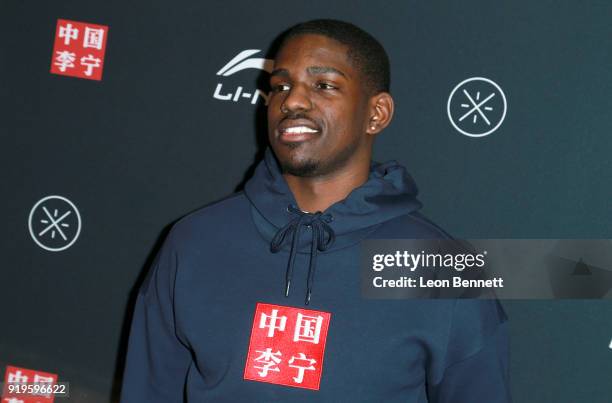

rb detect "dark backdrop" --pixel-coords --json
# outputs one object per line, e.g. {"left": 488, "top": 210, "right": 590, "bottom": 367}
{"left": 1, "top": 1, "right": 611, "bottom": 401}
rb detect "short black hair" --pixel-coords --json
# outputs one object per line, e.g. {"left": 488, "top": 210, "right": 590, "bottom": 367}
{"left": 278, "top": 19, "right": 391, "bottom": 95}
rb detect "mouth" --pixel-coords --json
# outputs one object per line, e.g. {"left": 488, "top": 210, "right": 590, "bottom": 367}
{"left": 276, "top": 119, "right": 321, "bottom": 143}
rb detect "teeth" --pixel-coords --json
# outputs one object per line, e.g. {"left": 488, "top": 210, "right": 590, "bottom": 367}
{"left": 284, "top": 126, "right": 318, "bottom": 134}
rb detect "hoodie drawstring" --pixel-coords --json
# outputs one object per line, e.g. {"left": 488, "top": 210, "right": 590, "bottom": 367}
{"left": 270, "top": 204, "right": 335, "bottom": 305}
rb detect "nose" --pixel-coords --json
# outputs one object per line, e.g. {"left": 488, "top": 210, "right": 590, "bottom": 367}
{"left": 281, "top": 83, "right": 312, "bottom": 113}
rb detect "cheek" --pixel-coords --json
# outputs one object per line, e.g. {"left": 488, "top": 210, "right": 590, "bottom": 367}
{"left": 267, "top": 94, "right": 284, "bottom": 119}
{"left": 321, "top": 102, "right": 352, "bottom": 130}
{"left": 325, "top": 104, "right": 364, "bottom": 136}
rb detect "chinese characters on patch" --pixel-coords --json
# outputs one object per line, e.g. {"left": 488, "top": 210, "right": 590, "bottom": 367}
{"left": 244, "top": 303, "right": 331, "bottom": 390}
{"left": 50, "top": 19, "right": 108, "bottom": 81}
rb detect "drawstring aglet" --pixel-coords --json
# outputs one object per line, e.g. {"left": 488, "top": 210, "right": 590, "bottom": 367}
{"left": 285, "top": 280, "right": 291, "bottom": 297}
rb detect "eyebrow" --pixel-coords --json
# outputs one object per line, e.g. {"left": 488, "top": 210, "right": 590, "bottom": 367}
{"left": 270, "top": 66, "right": 348, "bottom": 78}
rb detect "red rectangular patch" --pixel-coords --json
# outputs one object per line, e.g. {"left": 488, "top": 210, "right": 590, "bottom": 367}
{"left": 2, "top": 365, "right": 58, "bottom": 402}
{"left": 244, "top": 303, "right": 331, "bottom": 390}
{"left": 50, "top": 19, "right": 108, "bottom": 81}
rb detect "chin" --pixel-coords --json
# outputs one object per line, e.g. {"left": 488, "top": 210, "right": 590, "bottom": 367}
{"left": 279, "top": 155, "right": 320, "bottom": 177}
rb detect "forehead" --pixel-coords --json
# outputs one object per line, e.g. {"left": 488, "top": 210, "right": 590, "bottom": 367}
{"left": 274, "top": 34, "right": 355, "bottom": 76}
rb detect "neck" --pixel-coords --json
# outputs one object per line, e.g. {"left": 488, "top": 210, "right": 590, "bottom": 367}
{"left": 284, "top": 156, "right": 371, "bottom": 213}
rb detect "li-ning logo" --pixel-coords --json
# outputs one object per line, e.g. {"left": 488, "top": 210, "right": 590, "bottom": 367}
{"left": 213, "top": 49, "right": 273, "bottom": 106}
{"left": 244, "top": 303, "right": 331, "bottom": 390}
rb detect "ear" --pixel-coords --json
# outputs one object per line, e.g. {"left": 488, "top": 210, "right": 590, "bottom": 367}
{"left": 366, "top": 92, "right": 394, "bottom": 135}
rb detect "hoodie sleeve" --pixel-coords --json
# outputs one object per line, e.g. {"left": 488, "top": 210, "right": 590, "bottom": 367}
{"left": 428, "top": 299, "right": 512, "bottom": 403}
{"left": 120, "top": 229, "right": 192, "bottom": 403}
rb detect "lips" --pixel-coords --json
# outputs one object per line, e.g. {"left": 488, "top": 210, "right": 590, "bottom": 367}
{"left": 277, "top": 119, "right": 321, "bottom": 143}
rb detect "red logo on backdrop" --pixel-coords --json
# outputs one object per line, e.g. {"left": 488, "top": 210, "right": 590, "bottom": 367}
{"left": 244, "top": 303, "right": 331, "bottom": 390}
{"left": 50, "top": 19, "right": 108, "bottom": 81}
{"left": 2, "top": 365, "right": 58, "bottom": 402}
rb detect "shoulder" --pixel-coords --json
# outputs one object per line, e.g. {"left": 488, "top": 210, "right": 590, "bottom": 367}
{"left": 368, "top": 211, "right": 454, "bottom": 239}
{"left": 168, "top": 192, "right": 251, "bottom": 244}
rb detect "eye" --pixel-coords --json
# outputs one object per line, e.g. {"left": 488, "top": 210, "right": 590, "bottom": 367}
{"left": 316, "top": 82, "right": 337, "bottom": 90}
{"left": 272, "top": 83, "right": 290, "bottom": 92}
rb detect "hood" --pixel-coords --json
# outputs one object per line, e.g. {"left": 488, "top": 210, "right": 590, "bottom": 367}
{"left": 244, "top": 147, "right": 423, "bottom": 304}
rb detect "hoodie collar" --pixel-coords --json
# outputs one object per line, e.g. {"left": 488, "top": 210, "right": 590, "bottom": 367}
{"left": 244, "top": 147, "right": 422, "bottom": 242}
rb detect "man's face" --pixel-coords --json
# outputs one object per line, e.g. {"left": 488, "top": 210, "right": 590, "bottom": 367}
{"left": 267, "top": 34, "right": 371, "bottom": 177}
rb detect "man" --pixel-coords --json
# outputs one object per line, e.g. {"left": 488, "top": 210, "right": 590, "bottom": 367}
{"left": 120, "top": 19, "right": 510, "bottom": 402}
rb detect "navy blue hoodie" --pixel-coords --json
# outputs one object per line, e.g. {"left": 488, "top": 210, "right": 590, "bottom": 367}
{"left": 120, "top": 148, "right": 510, "bottom": 402}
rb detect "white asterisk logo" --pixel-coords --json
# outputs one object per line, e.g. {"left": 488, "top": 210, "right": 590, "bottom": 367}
{"left": 28, "top": 195, "right": 82, "bottom": 252}
{"left": 447, "top": 77, "right": 507, "bottom": 137}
